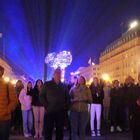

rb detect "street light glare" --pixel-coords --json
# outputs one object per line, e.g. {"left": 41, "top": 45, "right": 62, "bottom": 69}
{"left": 4, "top": 77, "right": 10, "bottom": 82}
{"left": 129, "top": 20, "right": 138, "bottom": 30}
{"left": 102, "top": 73, "right": 109, "bottom": 82}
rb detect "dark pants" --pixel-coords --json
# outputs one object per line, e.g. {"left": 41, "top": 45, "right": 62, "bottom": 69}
{"left": 0, "top": 120, "right": 11, "bottom": 140}
{"left": 70, "top": 111, "right": 88, "bottom": 140}
{"left": 44, "top": 111, "right": 66, "bottom": 140}
{"left": 132, "top": 125, "right": 140, "bottom": 140}
{"left": 110, "top": 103, "right": 123, "bottom": 127}
{"left": 66, "top": 111, "right": 71, "bottom": 140}
{"left": 123, "top": 106, "right": 130, "bottom": 130}
{"left": 11, "top": 105, "right": 22, "bottom": 133}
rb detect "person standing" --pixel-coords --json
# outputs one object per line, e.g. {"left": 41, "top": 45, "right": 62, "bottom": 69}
{"left": 123, "top": 76, "right": 134, "bottom": 131}
{"left": 109, "top": 80, "right": 123, "bottom": 133}
{"left": 19, "top": 81, "right": 33, "bottom": 137}
{"left": 0, "top": 65, "right": 18, "bottom": 140}
{"left": 11, "top": 80, "right": 24, "bottom": 134}
{"left": 131, "top": 74, "right": 140, "bottom": 140}
{"left": 31, "top": 79, "right": 44, "bottom": 138}
{"left": 40, "top": 68, "right": 70, "bottom": 140}
{"left": 69, "top": 76, "right": 92, "bottom": 140}
{"left": 90, "top": 77, "right": 104, "bottom": 137}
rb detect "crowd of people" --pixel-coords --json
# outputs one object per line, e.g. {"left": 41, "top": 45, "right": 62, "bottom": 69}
{"left": 0, "top": 65, "right": 140, "bottom": 140}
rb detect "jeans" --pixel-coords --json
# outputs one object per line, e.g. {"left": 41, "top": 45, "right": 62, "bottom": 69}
{"left": 70, "top": 111, "right": 88, "bottom": 140}
{"left": 32, "top": 106, "right": 45, "bottom": 136}
{"left": 22, "top": 109, "right": 33, "bottom": 134}
{"left": 90, "top": 104, "right": 101, "bottom": 131}
{"left": 0, "top": 120, "right": 10, "bottom": 140}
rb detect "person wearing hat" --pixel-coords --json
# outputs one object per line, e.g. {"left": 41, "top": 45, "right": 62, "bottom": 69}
{"left": 0, "top": 65, "right": 18, "bottom": 140}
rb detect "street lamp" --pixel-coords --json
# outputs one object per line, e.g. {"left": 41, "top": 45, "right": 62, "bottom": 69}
{"left": 4, "top": 76, "right": 10, "bottom": 82}
{"left": 102, "top": 73, "right": 110, "bottom": 82}
{"left": 129, "top": 20, "right": 139, "bottom": 30}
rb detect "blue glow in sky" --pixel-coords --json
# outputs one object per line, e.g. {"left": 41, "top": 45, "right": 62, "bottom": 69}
{"left": 0, "top": 0, "right": 140, "bottom": 81}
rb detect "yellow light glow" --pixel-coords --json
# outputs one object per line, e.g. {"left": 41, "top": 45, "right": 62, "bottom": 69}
{"left": 89, "top": 78, "right": 93, "bottom": 84}
{"left": 129, "top": 20, "right": 138, "bottom": 30}
{"left": 102, "top": 73, "right": 109, "bottom": 82}
{"left": 4, "top": 77, "right": 10, "bottom": 82}
{"left": 11, "top": 79, "right": 17, "bottom": 85}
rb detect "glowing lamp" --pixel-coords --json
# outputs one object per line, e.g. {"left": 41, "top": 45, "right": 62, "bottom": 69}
{"left": 89, "top": 78, "right": 93, "bottom": 84}
{"left": 102, "top": 73, "right": 109, "bottom": 82}
{"left": 4, "top": 77, "right": 10, "bottom": 82}
{"left": 129, "top": 20, "right": 138, "bottom": 30}
{"left": 11, "top": 79, "right": 17, "bottom": 85}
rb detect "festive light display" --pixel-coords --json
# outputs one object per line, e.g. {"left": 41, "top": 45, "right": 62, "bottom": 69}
{"left": 45, "top": 51, "right": 72, "bottom": 81}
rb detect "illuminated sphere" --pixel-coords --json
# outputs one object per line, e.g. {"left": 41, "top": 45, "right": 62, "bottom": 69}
{"left": 45, "top": 51, "right": 72, "bottom": 69}
{"left": 45, "top": 52, "right": 57, "bottom": 68}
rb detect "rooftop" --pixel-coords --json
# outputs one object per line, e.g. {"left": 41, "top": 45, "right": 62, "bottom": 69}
{"left": 101, "top": 24, "right": 140, "bottom": 56}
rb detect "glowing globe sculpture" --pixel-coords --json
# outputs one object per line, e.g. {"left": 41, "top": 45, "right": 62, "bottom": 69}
{"left": 45, "top": 51, "right": 72, "bottom": 82}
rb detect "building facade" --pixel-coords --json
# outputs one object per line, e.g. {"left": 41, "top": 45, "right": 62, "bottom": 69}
{"left": 100, "top": 25, "right": 140, "bottom": 83}
{"left": 77, "top": 64, "right": 100, "bottom": 82}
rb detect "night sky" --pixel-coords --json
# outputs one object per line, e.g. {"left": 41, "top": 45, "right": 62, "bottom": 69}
{"left": 0, "top": 0, "right": 140, "bottom": 81}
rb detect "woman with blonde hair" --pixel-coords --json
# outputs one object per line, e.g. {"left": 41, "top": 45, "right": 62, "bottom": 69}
{"left": 19, "top": 81, "right": 33, "bottom": 137}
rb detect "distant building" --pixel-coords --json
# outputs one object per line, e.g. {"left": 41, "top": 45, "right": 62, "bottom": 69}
{"left": 100, "top": 24, "right": 140, "bottom": 83}
{"left": 77, "top": 64, "right": 100, "bottom": 82}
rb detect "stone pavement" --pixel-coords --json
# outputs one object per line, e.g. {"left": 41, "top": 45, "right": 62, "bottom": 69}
{"left": 10, "top": 131, "right": 132, "bottom": 140}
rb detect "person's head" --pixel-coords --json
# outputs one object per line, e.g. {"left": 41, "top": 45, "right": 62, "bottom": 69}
{"left": 16, "top": 80, "right": 24, "bottom": 89}
{"left": 71, "top": 76, "right": 78, "bottom": 85}
{"left": 113, "top": 80, "right": 119, "bottom": 88}
{"left": 127, "top": 76, "right": 133, "bottom": 85}
{"left": 53, "top": 68, "right": 62, "bottom": 83}
{"left": 0, "top": 65, "right": 4, "bottom": 78}
{"left": 35, "top": 79, "right": 43, "bottom": 89}
{"left": 27, "top": 81, "right": 32, "bottom": 89}
{"left": 78, "top": 76, "right": 86, "bottom": 85}
{"left": 93, "top": 77, "right": 99, "bottom": 86}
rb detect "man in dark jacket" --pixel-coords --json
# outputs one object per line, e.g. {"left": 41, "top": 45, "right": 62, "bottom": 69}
{"left": 123, "top": 76, "right": 134, "bottom": 131}
{"left": 40, "top": 68, "right": 70, "bottom": 140}
{"left": 131, "top": 74, "right": 140, "bottom": 140}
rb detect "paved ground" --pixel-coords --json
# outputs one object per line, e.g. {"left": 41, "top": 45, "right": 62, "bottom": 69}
{"left": 10, "top": 131, "right": 133, "bottom": 140}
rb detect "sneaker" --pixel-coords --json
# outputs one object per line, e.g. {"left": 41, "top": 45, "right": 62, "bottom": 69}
{"left": 24, "top": 133, "right": 30, "bottom": 137}
{"left": 97, "top": 130, "right": 101, "bottom": 136}
{"left": 116, "top": 126, "right": 122, "bottom": 132}
{"left": 91, "top": 130, "right": 96, "bottom": 137}
{"left": 39, "top": 134, "right": 43, "bottom": 138}
{"left": 27, "top": 133, "right": 32, "bottom": 137}
{"left": 110, "top": 126, "right": 115, "bottom": 133}
{"left": 34, "top": 134, "right": 38, "bottom": 138}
